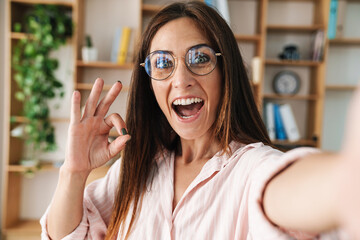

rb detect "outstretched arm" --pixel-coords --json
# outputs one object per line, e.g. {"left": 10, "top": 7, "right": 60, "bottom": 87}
{"left": 47, "top": 78, "right": 131, "bottom": 240}
{"left": 263, "top": 84, "right": 360, "bottom": 238}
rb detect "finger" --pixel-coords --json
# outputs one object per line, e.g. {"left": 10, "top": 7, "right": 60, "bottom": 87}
{"left": 82, "top": 78, "right": 104, "bottom": 118}
{"left": 71, "top": 91, "right": 81, "bottom": 124}
{"left": 103, "top": 113, "right": 127, "bottom": 136}
{"left": 108, "top": 134, "right": 131, "bottom": 159}
{"left": 94, "top": 81, "right": 123, "bottom": 117}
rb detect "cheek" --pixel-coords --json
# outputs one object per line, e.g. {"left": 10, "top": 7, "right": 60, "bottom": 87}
{"left": 151, "top": 82, "right": 169, "bottom": 113}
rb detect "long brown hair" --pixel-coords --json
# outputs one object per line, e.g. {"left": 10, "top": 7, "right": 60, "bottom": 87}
{"left": 105, "top": 1, "right": 271, "bottom": 239}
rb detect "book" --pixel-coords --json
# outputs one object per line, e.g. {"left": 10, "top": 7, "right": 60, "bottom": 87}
{"left": 274, "top": 103, "right": 287, "bottom": 140}
{"left": 279, "top": 104, "right": 300, "bottom": 142}
{"left": 312, "top": 30, "right": 325, "bottom": 61}
{"left": 336, "top": 0, "right": 346, "bottom": 38}
{"left": 251, "top": 56, "right": 261, "bottom": 84}
{"left": 265, "top": 102, "right": 276, "bottom": 141}
{"left": 117, "top": 27, "right": 132, "bottom": 65}
{"left": 327, "top": 0, "right": 338, "bottom": 39}
{"left": 126, "top": 28, "right": 138, "bottom": 63}
{"left": 110, "top": 28, "right": 122, "bottom": 63}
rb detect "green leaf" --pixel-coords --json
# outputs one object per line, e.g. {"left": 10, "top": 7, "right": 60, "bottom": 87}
{"left": 15, "top": 92, "right": 25, "bottom": 101}
{"left": 53, "top": 80, "right": 63, "bottom": 88}
{"left": 24, "top": 44, "right": 35, "bottom": 56}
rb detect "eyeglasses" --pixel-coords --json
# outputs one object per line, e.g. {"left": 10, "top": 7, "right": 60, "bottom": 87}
{"left": 140, "top": 44, "right": 222, "bottom": 81}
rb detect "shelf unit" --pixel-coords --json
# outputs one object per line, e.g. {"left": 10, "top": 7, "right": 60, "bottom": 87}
{"left": 263, "top": 0, "right": 329, "bottom": 149}
{"left": 322, "top": 0, "right": 360, "bottom": 151}
{"left": 2, "top": 1, "right": 77, "bottom": 239}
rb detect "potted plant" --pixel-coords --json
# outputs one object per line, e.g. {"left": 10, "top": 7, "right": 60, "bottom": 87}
{"left": 82, "top": 35, "right": 98, "bottom": 62}
{"left": 12, "top": 4, "right": 73, "bottom": 165}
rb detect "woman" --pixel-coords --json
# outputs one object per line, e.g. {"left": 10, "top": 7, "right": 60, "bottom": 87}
{"left": 42, "top": 1, "right": 360, "bottom": 239}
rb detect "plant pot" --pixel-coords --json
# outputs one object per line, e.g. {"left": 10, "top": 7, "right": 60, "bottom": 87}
{"left": 82, "top": 47, "right": 98, "bottom": 62}
{"left": 20, "top": 159, "right": 40, "bottom": 167}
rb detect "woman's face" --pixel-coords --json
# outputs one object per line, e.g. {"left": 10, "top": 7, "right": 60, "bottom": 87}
{"left": 149, "top": 17, "right": 222, "bottom": 140}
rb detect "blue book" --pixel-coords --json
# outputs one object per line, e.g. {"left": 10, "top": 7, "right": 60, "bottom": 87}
{"left": 327, "top": 0, "right": 338, "bottom": 39}
{"left": 204, "top": 0, "right": 213, "bottom": 6}
{"left": 111, "top": 27, "right": 122, "bottom": 63}
{"left": 274, "top": 104, "right": 287, "bottom": 140}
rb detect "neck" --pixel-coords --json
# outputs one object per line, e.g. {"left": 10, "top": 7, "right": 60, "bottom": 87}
{"left": 177, "top": 135, "right": 221, "bottom": 164}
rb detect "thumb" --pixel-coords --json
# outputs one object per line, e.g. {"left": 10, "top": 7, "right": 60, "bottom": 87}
{"left": 108, "top": 134, "right": 131, "bottom": 158}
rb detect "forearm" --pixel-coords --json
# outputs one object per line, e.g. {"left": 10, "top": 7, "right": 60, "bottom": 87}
{"left": 263, "top": 152, "right": 340, "bottom": 233}
{"left": 47, "top": 166, "right": 90, "bottom": 240}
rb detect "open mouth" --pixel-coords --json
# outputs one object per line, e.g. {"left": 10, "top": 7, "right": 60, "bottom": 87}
{"left": 172, "top": 97, "right": 204, "bottom": 119}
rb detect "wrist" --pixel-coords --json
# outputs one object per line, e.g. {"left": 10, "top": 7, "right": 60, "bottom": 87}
{"left": 59, "top": 164, "right": 91, "bottom": 186}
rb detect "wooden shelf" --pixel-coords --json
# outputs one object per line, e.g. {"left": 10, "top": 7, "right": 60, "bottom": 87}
{"left": 10, "top": 0, "right": 74, "bottom": 7}
{"left": 267, "top": 24, "right": 324, "bottom": 32}
{"left": 234, "top": 34, "right": 261, "bottom": 42}
{"left": 5, "top": 219, "right": 41, "bottom": 235}
{"left": 142, "top": 4, "right": 162, "bottom": 14}
{"left": 10, "top": 32, "right": 28, "bottom": 39}
{"left": 273, "top": 139, "right": 317, "bottom": 147}
{"left": 77, "top": 60, "right": 134, "bottom": 70}
{"left": 329, "top": 38, "right": 360, "bottom": 46}
{"left": 269, "top": 0, "right": 317, "bottom": 1}
{"left": 265, "top": 59, "right": 321, "bottom": 66}
{"left": 11, "top": 116, "right": 70, "bottom": 123}
{"left": 263, "top": 94, "right": 318, "bottom": 100}
{"left": 326, "top": 85, "right": 358, "bottom": 91}
{"left": 76, "top": 82, "right": 130, "bottom": 92}
{"left": 7, "top": 162, "right": 58, "bottom": 172}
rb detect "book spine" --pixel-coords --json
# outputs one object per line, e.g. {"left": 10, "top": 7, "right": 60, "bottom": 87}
{"left": 336, "top": 0, "right": 346, "bottom": 38}
{"left": 327, "top": 0, "right": 338, "bottom": 39}
{"left": 117, "top": 27, "right": 132, "bottom": 65}
{"left": 265, "top": 102, "right": 276, "bottom": 141}
{"left": 312, "top": 30, "right": 325, "bottom": 61}
{"left": 251, "top": 57, "right": 261, "bottom": 84}
{"left": 111, "top": 28, "right": 122, "bottom": 63}
{"left": 274, "top": 103, "right": 287, "bottom": 140}
{"left": 279, "top": 104, "right": 300, "bottom": 142}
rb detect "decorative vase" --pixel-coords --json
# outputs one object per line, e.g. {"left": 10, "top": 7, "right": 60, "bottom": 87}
{"left": 82, "top": 47, "right": 98, "bottom": 62}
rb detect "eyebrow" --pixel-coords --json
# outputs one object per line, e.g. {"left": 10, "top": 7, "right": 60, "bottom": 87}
{"left": 151, "top": 43, "right": 210, "bottom": 54}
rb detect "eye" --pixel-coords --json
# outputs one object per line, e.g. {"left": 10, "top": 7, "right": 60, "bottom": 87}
{"left": 154, "top": 55, "right": 174, "bottom": 69}
{"left": 189, "top": 52, "right": 210, "bottom": 65}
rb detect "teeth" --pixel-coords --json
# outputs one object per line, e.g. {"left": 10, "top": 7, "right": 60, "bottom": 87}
{"left": 181, "top": 115, "right": 194, "bottom": 119}
{"left": 173, "top": 97, "right": 203, "bottom": 106}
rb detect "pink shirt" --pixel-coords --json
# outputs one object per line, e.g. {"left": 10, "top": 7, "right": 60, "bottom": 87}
{"left": 40, "top": 142, "right": 344, "bottom": 239}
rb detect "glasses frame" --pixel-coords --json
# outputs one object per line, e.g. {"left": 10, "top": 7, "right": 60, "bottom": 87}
{"left": 140, "top": 45, "right": 222, "bottom": 81}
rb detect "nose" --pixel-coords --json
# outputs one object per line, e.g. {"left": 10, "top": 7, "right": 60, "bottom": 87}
{"left": 171, "top": 59, "right": 195, "bottom": 89}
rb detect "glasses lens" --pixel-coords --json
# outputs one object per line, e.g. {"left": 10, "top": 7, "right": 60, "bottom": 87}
{"left": 145, "top": 51, "right": 174, "bottom": 80}
{"left": 186, "top": 46, "right": 217, "bottom": 76}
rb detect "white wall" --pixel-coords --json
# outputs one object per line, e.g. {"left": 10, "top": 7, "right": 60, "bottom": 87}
{"left": 0, "top": 0, "right": 6, "bottom": 234}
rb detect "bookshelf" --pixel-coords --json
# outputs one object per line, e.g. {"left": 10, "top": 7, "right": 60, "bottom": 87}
{"left": 322, "top": 0, "right": 360, "bottom": 151}
{"left": 2, "top": 1, "right": 77, "bottom": 239}
{"left": 263, "top": 0, "right": 329, "bottom": 149}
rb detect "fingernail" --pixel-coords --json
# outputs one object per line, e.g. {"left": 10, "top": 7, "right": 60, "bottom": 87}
{"left": 117, "top": 80, "right": 122, "bottom": 84}
{"left": 121, "top": 128, "right": 128, "bottom": 135}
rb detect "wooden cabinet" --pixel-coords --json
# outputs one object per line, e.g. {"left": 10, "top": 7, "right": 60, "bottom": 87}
{"left": 322, "top": 0, "right": 360, "bottom": 151}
